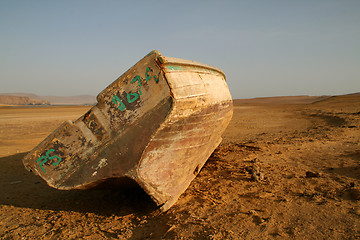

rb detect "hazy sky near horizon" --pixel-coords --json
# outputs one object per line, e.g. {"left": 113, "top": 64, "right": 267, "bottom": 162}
{"left": 1, "top": 0, "right": 359, "bottom": 99}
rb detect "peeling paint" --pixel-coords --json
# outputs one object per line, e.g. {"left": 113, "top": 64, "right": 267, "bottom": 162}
{"left": 22, "top": 50, "right": 233, "bottom": 212}
{"left": 96, "top": 158, "right": 108, "bottom": 170}
{"left": 166, "top": 65, "right": 184, "bottom": 71}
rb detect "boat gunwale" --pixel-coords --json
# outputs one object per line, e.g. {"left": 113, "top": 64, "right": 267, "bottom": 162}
{"left": 159, "top": 56, "right": 226, "bottom": 80}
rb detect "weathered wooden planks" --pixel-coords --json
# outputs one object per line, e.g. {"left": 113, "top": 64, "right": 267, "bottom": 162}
{"left": 23, "top": 50, "right": 233, "bottom": 211}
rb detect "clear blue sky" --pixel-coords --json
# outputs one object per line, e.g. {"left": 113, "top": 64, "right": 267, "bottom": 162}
{"left": 1, "top": 0, "right": 359, "bottom": 99}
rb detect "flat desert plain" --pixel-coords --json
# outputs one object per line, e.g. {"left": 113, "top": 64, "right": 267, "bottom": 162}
{"left": 0, "top": 94, "right": 359, "bottom": 239}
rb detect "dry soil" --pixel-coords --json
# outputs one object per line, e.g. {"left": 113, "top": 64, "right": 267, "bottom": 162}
{"left": 0, "top": 95, "right": 359, "bottom": 239}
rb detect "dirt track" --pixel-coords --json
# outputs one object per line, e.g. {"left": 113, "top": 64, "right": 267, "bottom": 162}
{"left": 1, "top": 95, "right": 359, "bottom": 239}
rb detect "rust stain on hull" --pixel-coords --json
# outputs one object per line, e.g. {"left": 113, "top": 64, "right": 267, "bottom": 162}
{"left": 23, "top": 50, "right": 233, "bottom": 211}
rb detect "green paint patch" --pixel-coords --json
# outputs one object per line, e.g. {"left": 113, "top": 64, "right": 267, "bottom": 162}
{"left": 145, "top": 50, "right": 160, "bottom": 57}
{"left": 111, "top": 66, "right": 160, "bottom": 112}
{"left": 112, "top": 95, "right": 126, "bottom": 111}
{"left": 36, "top": 148, "right": 62, "bottom": 173}
{"left": 166, "top": 65, "right": 185, "bottom": 71}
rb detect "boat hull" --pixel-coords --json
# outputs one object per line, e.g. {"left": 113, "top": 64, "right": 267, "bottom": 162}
{"left": 23, "top": 50, "right": 233, "bottom": 210}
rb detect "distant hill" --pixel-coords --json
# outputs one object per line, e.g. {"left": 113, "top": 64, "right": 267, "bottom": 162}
{"left": 1, "top": 92, "right": 358, "bottom": 106}
{"left": 40, "top": 95, "right": 96, "bottom": 105}
{"left": 310, "top": 92, "right": 360, "bottom": 111}
{"left": 0, "top": 94, "right": 49, "bottom": 105}
{"left": 0, "top": 93, "right": 96, "bottom": 105}
{"left": 233, "top": 95, "right": 331, "bottom": 105}
{"left": 343, "top": 92, "right": 360, "bottom": 97}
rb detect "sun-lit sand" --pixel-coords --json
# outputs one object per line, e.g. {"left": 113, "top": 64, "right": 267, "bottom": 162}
{"left": 0, "top": 94, "right": 359, "bottom": 239}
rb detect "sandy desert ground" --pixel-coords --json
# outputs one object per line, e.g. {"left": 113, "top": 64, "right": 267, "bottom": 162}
{"left": 0, "top": 94, "right": 359, "bottom": 239}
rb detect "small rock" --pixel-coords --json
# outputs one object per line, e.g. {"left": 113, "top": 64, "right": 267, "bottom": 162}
{"left": 249, "top": 209, "right": 257, "bottom": 215}
{"left": 252, "top": 215, "right": 264, "bottom": 225}
{"left": 251, "top": 171, "right": 264, "bottom": 182}
{"left": 349, "top": 188, "right": 360, "bottom": 200}
{"left": 286, "top": 173, "right": 296, "bottom": 179}
{"left": 9, "top": 181, "right": 22, "bottom": 185}
{"left": 247, "top": 165, "right": 264, "bottom": 182}
{"left": 352, "top": 207, "right": 360, "bottom": 216}
{"left": 277, "top": 196, "right": 288, "bottom": 202}
{"left": 306, "top": 171, "right": 320, "bottom": 178}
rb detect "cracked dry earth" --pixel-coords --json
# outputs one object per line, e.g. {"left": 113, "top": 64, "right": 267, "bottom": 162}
{"left": 1, "top": 94, "right": 359, "bottom": 239}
